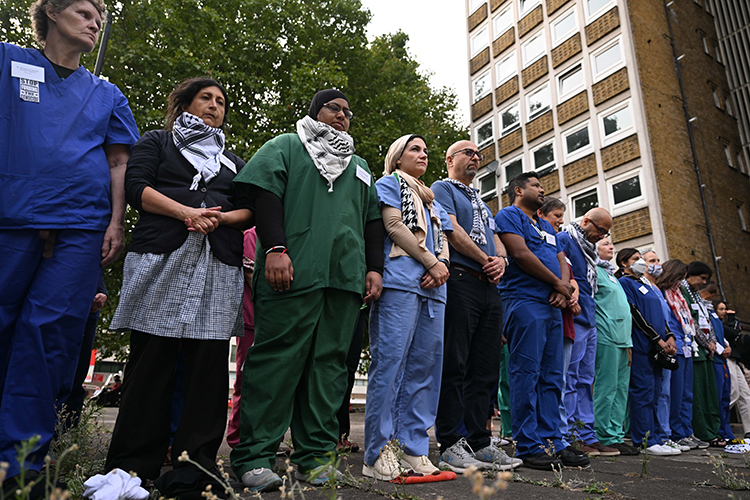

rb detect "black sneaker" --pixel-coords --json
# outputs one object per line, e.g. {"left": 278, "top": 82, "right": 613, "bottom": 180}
{"left": 609, "top": 442, "right": 640, "bottom": 456}
{"left": 555, "top": 447, "right": 591, "bottom": 467}
{"left": 522, "top": 452, "right": 562, "bottom": 471}
{"left": 564, "top": 445, "right": 587, "bottom": 456}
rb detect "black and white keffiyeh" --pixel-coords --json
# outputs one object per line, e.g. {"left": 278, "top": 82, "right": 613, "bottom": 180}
{"left": 596, "top": 258, "right": 618, "bottom": 276}
{"left": 444, "top": 178, "right": 495, "bottom": 245}
{"left": 172, "top": 112, "right": 226, "bottom": 191}
{"left": 396, "top": 173, "right": 443, "bottom": 255}
{"left": 563, "top": 222, "right": 599, "bottom": 294}
{"left": 296, "top": 115, "right": 355, "bottom": 192}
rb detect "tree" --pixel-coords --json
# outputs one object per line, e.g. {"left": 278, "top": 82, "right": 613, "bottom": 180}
{"left": 2, "top": 0, "right": 467, "bottom": 360}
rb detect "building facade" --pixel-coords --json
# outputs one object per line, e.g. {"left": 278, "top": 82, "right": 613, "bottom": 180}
{"left": 465, "top": 0, "right": 750, "bottom": 313}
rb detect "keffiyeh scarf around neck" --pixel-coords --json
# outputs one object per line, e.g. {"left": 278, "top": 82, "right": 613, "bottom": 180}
{"left": 394, "top": 170, "right": 443, "bottom": 256}
{"left": 665, "top": 284, "right": 698, "bottom": 355}
{"left": 563, "top": 222, "right": 599, "bottom": 294}
{"left": 444, "top": 178, "right": 495, "bottom": 245}
{"left": 296, "top": 115, "right": 355, "bottom": 192}
{"left": 172, "top": 112, "right": 226, "bottom": 191}
{"left": 596, "top": 258, "right": 617, "bottom": 276}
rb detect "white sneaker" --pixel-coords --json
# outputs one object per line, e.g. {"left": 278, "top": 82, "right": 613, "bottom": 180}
{"left": 642, "top": 444, "right": 671, "bottom": 456}
{"left": 665, "top": 439, "right": 689, "bottom": 452}
{"left": 400, "top": 454, "right": 440, "bottom": 475}
{"left": 363, "top": 446, "right": 406, "bottom": 480}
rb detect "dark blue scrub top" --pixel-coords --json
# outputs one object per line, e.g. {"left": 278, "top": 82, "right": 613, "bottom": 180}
{"left": 495, "top": 205, "right": 561, "bottom": 303}
{"left": 711, "top": 313, "right": 727, "bottom": 365}
{"left": 556, "top": 231, "right": 595, "bottom": 327}
{"left": 619, "top": 275, "right": 667, "bottom": 355}
{"left": 431, "top": 180, "right": 498, "bottom": 272}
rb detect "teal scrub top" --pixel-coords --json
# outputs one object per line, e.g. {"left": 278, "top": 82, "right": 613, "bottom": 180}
{"left": 234, "top": 133, "right": 381, "bottom": 300}
{"left": 594, "top": 267, "right": 633, "bottom": 348}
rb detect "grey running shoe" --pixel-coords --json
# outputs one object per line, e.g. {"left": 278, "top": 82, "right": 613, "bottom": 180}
{"left": 473, "top": 443, "right": 523, "bottom": 471}
{"left": 677, "top": 437, "right": 698, "bottom": 450}
{"left": 438, "top": 438, "right": 485, "bottom": 473}
{"left": 689, "top": 435, "right": 710, "bottom": 449}
{"left": 240, "top": 468, "right": 282, "bottom": 492}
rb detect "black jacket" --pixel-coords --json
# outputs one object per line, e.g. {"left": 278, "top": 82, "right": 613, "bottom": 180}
{"left": 125, "top": 130, "right": 253, "bottom": 267}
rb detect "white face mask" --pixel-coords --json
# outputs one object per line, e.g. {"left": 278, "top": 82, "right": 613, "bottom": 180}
{"left": 630, "top": 258, "right": 647, "bottom": 276}
{"left": 647, "top": 264, "right": 663, "bottom": 277}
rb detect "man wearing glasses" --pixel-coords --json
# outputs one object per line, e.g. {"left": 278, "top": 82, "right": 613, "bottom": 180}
{"left": 230, "top": 89, "right": 384, "bottom": 491}
{"left": 557, "top": 207, "right": 614, "bottom": 456}
{"left": 431, "top": 141, "right": 520, "bottom": 472}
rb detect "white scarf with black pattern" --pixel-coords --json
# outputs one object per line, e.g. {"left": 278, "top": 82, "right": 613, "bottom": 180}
{"left": 563, "top": 222, "right": 599, "bottom": 294}
{"left": 172, "top": 112, "right": 226, "bottom": 190}
{"left": 444, "top": 178, "right": 495, "bottom": 245}
{"left": 296, "top": 115, "right": 355, "bottom": 192}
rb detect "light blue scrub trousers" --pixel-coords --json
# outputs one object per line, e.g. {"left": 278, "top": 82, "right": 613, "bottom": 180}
{"left": 558, "top": 337, "right": 573, "bottom": 445}
{"left": 657, "top": 369, "right": 672, "bottom": 439}
{"left": 364, "top": 288, "right": 445, "bottom": 466}
{"left": 565, "top": 322, "right": 597, "bottom": 444}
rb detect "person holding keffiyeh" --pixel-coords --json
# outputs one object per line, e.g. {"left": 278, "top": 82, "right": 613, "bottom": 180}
{"left": 556, "top": 207, "right": 614, "bottom": 456}
{"left": 105, "top": 78, "right": 253, "bottom": 495}
{"left": 229, "top": 89, "right": 384, "bottom": 491}
{"left": 363, "top": 135, "right": 454, "bottom": 480}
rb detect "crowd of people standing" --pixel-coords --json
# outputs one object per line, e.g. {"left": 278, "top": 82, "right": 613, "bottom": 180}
{"left": 1, "top": 0, "right": 749, "bottom": 498}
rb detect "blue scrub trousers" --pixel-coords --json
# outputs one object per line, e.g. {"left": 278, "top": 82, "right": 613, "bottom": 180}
{"left": 629, "top": 351, "right": 667, "bottom": 447}
{"left": 669, "top": 354, "right": 694, "bottom": 440}
{"left": 714, "top": 361, "right": 735, "bottom": 440}
{"left": 504, "top": 299, "right": 565, "bottom": 458}
{"left": 657, "top": 369, "right": 672, "bottom": 439}
{"left": 0, "top": 229, "right": 103, "bottom": 477}
{"left": 365, "top": 288, "right": 445, "bottom": 466}
{"left": 558, "top": 337, "right": 573, "bottom": 444}
{"left": 565, "top": 322, "right": 597, "bottom": 444}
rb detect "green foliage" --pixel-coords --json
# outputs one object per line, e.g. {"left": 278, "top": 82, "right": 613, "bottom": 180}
{"left": 1, "top": 0, "right": 466, "bottom": 359}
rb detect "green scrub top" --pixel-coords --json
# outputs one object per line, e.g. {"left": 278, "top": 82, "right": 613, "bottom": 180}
{"left": 234, "top": 133, "right": 381, "bottom": 300}
{"left": 594, "top": 267, "right": 633, "bottom": 348}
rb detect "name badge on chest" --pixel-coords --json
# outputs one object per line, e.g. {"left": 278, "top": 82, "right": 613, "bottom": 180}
{"left": 356, "top": 165, "right": 371, "bottom": 186}
{"left": 543, "top": 232, "right": 556, "bottom": 246}
{"left": 609, "top": 275, "right": 617, "bottom": 283}
{"left": 11, "top": 61, "right": 45, "bottom": 103}
{"left": 638, "top": 285, "right": 649, "bottom": 295}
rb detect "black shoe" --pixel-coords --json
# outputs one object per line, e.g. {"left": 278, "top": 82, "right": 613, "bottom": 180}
{"left": 564, "top": 445, "right": 587, "bottom": 456}
{"left": 609, "top": 442, "right": 640, "bottom": 456}
{"left": 555, "top": 447, "right": 591, "bottom": 467}
{"left": 522, "top": 452, "right": 562, "bottom": 471}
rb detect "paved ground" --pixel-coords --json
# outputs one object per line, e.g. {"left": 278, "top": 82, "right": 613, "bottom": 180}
{"left": 102, "top": 408, "right": 750, "bottom": 499}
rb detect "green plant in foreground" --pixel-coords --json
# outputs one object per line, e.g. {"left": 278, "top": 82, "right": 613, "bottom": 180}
{"left": 711, "top": 455, "right": 750, "bottom": 491}
{"left": 639, "top": 431, "right": 651, "bottom": 477}
{"left": 1, "top": 435, "right": 79, "bottom": 500}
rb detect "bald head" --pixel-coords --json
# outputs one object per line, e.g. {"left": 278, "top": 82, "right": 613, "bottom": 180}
{"left": 585, "top": 207, "right": 613, "bottom": 226}
{"left": 445, "top": 140, "right": 481, "bottom": 186}
{"left": 581, "top": 207, "right": 612, "bottom": 243}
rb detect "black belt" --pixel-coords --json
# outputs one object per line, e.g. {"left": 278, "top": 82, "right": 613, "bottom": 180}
{"left": 450, "top": 264, "right": 489, "bottom": 282}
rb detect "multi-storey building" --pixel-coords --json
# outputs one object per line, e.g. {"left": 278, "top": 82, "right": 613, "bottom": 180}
{"left": 465, "top": 0, "right": 750, "bottom": 313}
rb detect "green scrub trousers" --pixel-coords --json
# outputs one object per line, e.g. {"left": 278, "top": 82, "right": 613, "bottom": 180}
{"left": 593, "top": 344, "right": 630, "bottom": 445}
{"left": 692, "top": 346, "right": 720, "bottom": 441}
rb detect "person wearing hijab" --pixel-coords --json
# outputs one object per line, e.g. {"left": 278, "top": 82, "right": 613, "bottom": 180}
{"left": 104, "top": 78, "right": 253, "bottom": 495}
{"left": 230, "top": 89, "right": 384, "bottom": 491}
{"left": 362, "top": 135, "right": 452, "bottom": 479}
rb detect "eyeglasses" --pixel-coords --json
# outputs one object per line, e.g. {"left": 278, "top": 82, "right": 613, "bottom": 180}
{"left": 589, "top": 219, "right": 610, "bottom": 237}
{"left": 450, "top": 148, "right": 485, "bottom": 161}
{"left": 322, "top": 102, "right": 353, "bottom": 120}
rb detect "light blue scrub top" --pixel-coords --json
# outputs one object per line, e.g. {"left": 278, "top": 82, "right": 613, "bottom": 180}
{"left": 378, "top": 174, "right": 452, "bottom": 303}
{"left": 557, "top": 231, "right": 596, "bottom": 328}
{"left": 495, "top": 205, "right": 561, "bottom": 304}
{"left": 431, "top": 180, "right": 499, "bottom": 273}
{"left": 0, "top": 43, "right": 140, "bottom": 230}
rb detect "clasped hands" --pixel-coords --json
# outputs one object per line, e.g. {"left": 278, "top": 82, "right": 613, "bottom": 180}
{"left": 184, "top": 206, "right": 223, "bottom": 234}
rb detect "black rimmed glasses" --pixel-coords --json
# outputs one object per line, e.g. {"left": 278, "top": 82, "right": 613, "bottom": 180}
{"left": 322, "top": 102, "right": 354, "bottom": 120}
{"left": 450, "top": 148, "right": 485, "bottom": 162}
{"left": 589, "top": 219, "right": 610, "bottom": 238}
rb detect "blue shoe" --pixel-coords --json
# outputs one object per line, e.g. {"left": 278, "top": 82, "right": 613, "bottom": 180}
{"left": 240, "top": 468, "right": 282, "bottom": 492}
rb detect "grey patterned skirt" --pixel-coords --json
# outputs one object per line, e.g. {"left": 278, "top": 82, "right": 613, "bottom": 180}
{"left": 110, "top": 232, "right": 244, "bottom": 340}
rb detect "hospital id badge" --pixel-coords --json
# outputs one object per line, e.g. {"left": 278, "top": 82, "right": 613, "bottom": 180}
{"left": 544, "top": 233, "right": 556, "bottom": 246}
{"left": 638, "top": 285, "right": 649, "bottom": 295}
{"left": 683, "top": 346, "right": 691, "bottom": 357}
{"left": 609, "top": 275, "right": 617, "bottom": 283}
{"left": 11, "top": 61, "right": 45, "bottom": 103}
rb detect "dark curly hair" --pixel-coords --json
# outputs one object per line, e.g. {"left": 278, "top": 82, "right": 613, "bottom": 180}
{"left": 165, "top": 77, "right": 229, "bottom": 130}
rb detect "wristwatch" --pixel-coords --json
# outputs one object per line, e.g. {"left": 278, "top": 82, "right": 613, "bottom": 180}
{"left": 499, "top": 255, "right": 509, "bottom": 267}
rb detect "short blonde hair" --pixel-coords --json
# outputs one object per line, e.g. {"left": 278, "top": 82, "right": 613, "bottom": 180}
{"left": 29, "top": 0, "right": 106, "bottom": 46}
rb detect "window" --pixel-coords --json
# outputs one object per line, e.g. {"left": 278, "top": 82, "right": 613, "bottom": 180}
{"left": 493, "top": 6, "right": 513, "bottom": 39}
{"left": 711, "top": 86, "right": 721, "bottom": 108}
{"left": 471, "top": 27, "right": 489, "bottom": 57}
{"left": 726, "top": 94, "right": 734, "bottom": 117}
{"left": 469, "top": 0, "right": 485, "bottom": 14}
{"left": 699, "top": 32, "right": 709, "bottom": 55}
{"left": 552, "top": 8, "right": 577, "bottom": 46}
{"left": 479, "top": 173, "right": 497, "bottom": 200}
{"left": 476, "top": 118, "right": 494, "bottom": 149}
{"left": 607, "top": 170, "right": 646, "bottom": 214}
{"left": 520, "top": 0, "right": 541, "bottom": 16}
{"left": 725, "top": 144, "right": 734, "bottom": 168}
{"left": 570, "top": 189, "right": 599, "bottom": 219}
{"left": 738, "top": 150, "right": 747, "bottom": 175}
{"left": 705, "top": 0, "right": 712, "bottom": 14}
{"left": 526, "top": 84, "right": 551, "bottom": 121}
{"left": 557, "top": 63, "right": 584, "bottom": 101}
{"left": 714, "top": 44, "right": 722, "bottom": 63}
{"left": 503, "top": 156, "right": 523, "bottom": 186}
{"left": 500, "top": 101, "right": 521, "bottom": 135}
{"left": 599, "top": 100, "right": 634, "bottom": 145}
{"left": 496, "top": 52, "right": 518, "bottom": 85}
{"left": 522, "top": 31, "right": 546, "bottom": 68}
{"left": 563, "top": 122, "right": 592, "bottom": 160}
{"left": 585, "top": 0, "right": 614, "bottom": 21}
{"left": 532, "top": 141, "right": 556, "bottom": 170}
{"left": 591, "top": 38, "right": 623, "bottom": 81}
{"left": 473, "top": 72, "right": 492, "bottom": 103}
{"left": 739, "top": 204, "right": 748, "bottom": 232}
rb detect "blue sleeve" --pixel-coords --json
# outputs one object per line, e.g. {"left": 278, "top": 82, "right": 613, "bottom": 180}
{"left": 375, "top": 175, "right": 401, "bottom": 209}
{"left": 105, "top": 85, "right": 140, "bottom": 146}
{"left": 495, "top": 207, "right": 524, "bottom": 237}
{"left": 556, "top": 231, "right": 572, "bottom": 256}
{"left": 434, "top": 201, "right": 453, "bottom": 232}
{"left": 618, "top": 277, "right": 636, "bottom": 305}
{"left": 431, "top": 181, "right": 456, "bottom": 216}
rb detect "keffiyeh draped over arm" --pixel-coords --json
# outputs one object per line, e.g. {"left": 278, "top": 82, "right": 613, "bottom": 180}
{"left": 563, "top": 222, "right": 599, "bottom": 294}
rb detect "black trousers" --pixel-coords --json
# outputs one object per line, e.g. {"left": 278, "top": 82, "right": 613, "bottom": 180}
{"left": 435, "top": 268, "right": 503, "bottom": 453}
{"left": 105, "top": 331, "right": 229, "bottom": 479}
{"left": 336, "top": 307, "right": 367, "bottom": 440}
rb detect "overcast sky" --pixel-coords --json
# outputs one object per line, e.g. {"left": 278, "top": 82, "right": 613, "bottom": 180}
{"left": 360, "top": 0, "right": 471, "bottom": 127}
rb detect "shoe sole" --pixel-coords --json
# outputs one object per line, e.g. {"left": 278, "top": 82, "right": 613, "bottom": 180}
{"left": 522, "top": 461, "right": 562, "bottom": 471}
{"left": 362, "top": 464, "right": 402, "bottom": 481}
{"left": 597, "top": 451, "right": 620, "bottom": 456}
{"left": 244, "top": 476, "right": 283, "bottom": 492}
{"left": 438, "top": 460, "right": 484, "bottom": 473}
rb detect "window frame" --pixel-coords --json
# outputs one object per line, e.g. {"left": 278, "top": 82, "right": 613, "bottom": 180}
{"left": 502, "top": 154, "right": 524, "bottom": 188}
{"left": 519, "top": 0, "right": 541, "bottom": 17}
{"left": 469, "top": 0, "right": 485, "bottom": 15}
{"left": 590, "top": 36, "right": 624, "bottom": 82}
{"left": 737, "top": 150, "right": 747, "bottom": 175}
{"left": 500, "top": 100, "right": 522, "bottom": 136}
{"left": 562, "top": 120, "right": 593, "bottom": 162}
{"left": 557, "top": 63, "right": 585, "bottom": 102}
{"left": 724, "top": 144, "right": 734, "bottom": 169}
{"left": 551, "top": 6, "right": 578, "bottom": 47}
{"left": 471, "top": 26, "right": 490, "bottom": 57}
{"left": 584, "top": 0, "right": 615, "bottom": 23}
{"left": 606, "top": 169, "right": 647, "bottom": 216}
{"left": 475, "top": 116, "right": 495, "bottom": 149}
{"left": 522, "top": 30, "right": 546, "bottom": 68}
{"left": 532, "top": 140, "right": 556, "bottom": 171}
{"left": 526, "top": 83, "right": 551, "bottom": 122}
{"left": 568, "top": 186, "right": 600, "bottom": 222}
{"left": 598, "top": 99, "right": 635, "bottom": 146}
{"left": 472, "top": 70, "right": 492, "bottom": 103}
{"left": 493, "top": 5, "right": 514, "bottom": 40}
{"left": 495, "top": 51, "right": 518, "bottom": 86}
{"left": 478, "top": 171, "right": 498, "bottom": 201}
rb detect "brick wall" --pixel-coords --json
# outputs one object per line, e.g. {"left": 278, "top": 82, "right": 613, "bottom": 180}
{"left": 468, "top": 3, "right": 488, "bottom": 33}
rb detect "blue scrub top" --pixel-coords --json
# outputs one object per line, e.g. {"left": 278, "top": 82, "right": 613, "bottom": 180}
{"left": 377, "top": 174, "right": 453, "bottom": 303}
{"left": 495, "top": 205, "right": 561, "bottom": 303}
{"left": 0, "top": 43, "right": 140, "bottom": 230}
{"left": 556, "top": 231, "right": 595, "bottom": 327}
{"left": 431, "top": 180, "right": 498, "bottom": 272}
{"left": 711, "top": 312, "right": 727, "bottom": 365}
{"left": 619, "top": 275, "right": 667, "bottom": 355}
